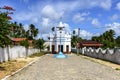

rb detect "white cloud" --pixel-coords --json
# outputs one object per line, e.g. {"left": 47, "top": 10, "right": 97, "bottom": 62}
{"left": 60, "top": 0, "right": 112, "bottom": 12}
{"left": 92, "top": 18, "right": 101, "bottom": 27}
{"left": 105, "top": 22, "right": 120, "bottom": 36}
{"left": 24, "top": 24, "right": 29, "bottom": 31}
{"left": 75, "top": 0, "right": 111, "bottom": 10}
{"left": 40, "top": 18, "right": 71, "bottom": 34}
{"left": 41, "top": 5, "right": 64, "bottom": 20}
{"left": 41, "top": 18, "right": 50, "bottom": 27}
{"left": 31, "top": 17, "right": 39, "bottom": 23}
{"left": 100, "top": 0, "right": 111, "bottom": 10}
{"left": 80, "top": 30, "right": 93, "bottom": 39}
{"left": 13, "top": 12, "right": 34, "bottom": 21}
{"left": 40, "top": 18, "right": 52, "bottom": 33}
{"left": 39, "top": 5, "right": 72, "bottom": 34}
{"left": 40, "top": 34, "right": 49, "bottom": 40}
{"left": 110, "top": 14, "right": 120, "bottom": 21}
{"left": 13, "top": 0, "right": 112, "bottom": 23}
{"left": 12, "top": 0, "right": 112, "bottom": 40}
{"left": 54, "top": 1, "right": 78, "bottom": 12}
{"left": 13, "top": 0, "right": 112, "bottom": 22}
{"left": 73, "top": 12, "right": 90, "bottom": 23}
{"left": 58, "top": 22, "right": 71, "bottom": 32}
{"left": 116, "top": 2, "right": 120, "bottom": 10}
{"left": 73, "top": 29, "right": 96, "bottom": 39}
{"left": 59, "top": 0, "right": 112, "bottom": 10}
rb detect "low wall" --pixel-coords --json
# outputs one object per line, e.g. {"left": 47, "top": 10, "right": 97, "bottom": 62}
{"left": 71, "top": 47, "right": 120, "bottom": 64}
{"left": 0, "top": 46, "right": 39, "bottom": 62}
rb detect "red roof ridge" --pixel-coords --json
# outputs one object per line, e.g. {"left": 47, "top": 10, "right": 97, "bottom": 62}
{"left": 11, "top": 38, "right": 26, "bottom": 42}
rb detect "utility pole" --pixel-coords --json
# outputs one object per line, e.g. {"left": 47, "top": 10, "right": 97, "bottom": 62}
{"left": 77, "top": 28, "right": 80, "bottom": 55}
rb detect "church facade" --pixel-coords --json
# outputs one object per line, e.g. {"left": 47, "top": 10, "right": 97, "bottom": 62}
{"left": 49, "top": 22, "right": 71, "bottom": 54}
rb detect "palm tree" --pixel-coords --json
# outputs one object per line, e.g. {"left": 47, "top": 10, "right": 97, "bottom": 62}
{"left": 10, "top": 22, "right": 26, "bottom": 38}
{"left": 26, "top": 30, "right": 30, "bottom": 39}
{"left": 108, "top": 29, "right": 115, "bottom": 42}
{"left": 29, "top": 24, "right": 39, "bottom": 39}
{"left": 92, "top": 36, "right": 99, "bottom": 42}
{"left": 92, "top": 29, "right": 116, "bottom": 48}
{"left": 19, "top": 23, "right": 26, "bottom": 37}
{"left": 115, "top": 36, "right": 120, "bottom": 47}
{"left": 10, "top": 22, "right": 18, "bottom": 38}
{"left": 34, "top": 28, "right": 39, "bottom": 38}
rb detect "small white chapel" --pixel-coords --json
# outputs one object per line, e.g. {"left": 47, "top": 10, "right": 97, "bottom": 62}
{"left": 49, "top": 21, "right": 71, "bottom": 54}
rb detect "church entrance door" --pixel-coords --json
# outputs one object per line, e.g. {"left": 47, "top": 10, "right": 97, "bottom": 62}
{"left": 66, "top": 45, "right": 69, "bottom": 53}
{"left": 58, "top": 45, "right": 63, "bottom": 52}
{"left": 52, "top": 45, "right": 55, "bottom": 54}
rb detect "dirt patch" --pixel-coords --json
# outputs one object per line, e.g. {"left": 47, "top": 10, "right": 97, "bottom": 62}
{"left": 81, "top": 55, "right": 120, "bottom": 70}
{"left": 0, "top": 57, "right": 37, "bottom": 79}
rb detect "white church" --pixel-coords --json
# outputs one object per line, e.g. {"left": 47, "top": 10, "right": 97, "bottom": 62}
{"left": 49, "top": 21, "right": 71, "bottom": 54}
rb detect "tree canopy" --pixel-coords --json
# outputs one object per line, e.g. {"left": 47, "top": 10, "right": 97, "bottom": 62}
{"left": 0, "top": 6, "right": 40, "bottom": 48}
{"left": 92, "top": 29, "right": 116, "bottom": 48}
{"left": 71, "top": 36, "right": 82, "bottom": 47}
{"left": 0, "top": 6, "right": 14, "bottom": 47}
{"left": 33, "top": 38, "right": 45, "bottom": 51}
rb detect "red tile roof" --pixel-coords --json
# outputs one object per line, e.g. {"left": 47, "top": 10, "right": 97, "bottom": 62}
{"left": 79, "top": 40, "right": 103, "bottom": 47}
{"left": 11, "top": 38, "right": 26, "bottom": 42}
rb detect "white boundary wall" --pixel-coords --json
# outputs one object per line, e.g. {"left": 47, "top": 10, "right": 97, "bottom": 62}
{"left": 0, "top": 46, "right": 39, "bottom": 62}
{"left": 72, "top": 47, "right": 120, "bottom": 64}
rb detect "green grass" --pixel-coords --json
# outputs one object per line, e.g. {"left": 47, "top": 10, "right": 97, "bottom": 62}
{"left": 29, "top": 51, "right": 47, "bottom": 58}
{"left": 115, "top": 68, "right": 120, "bottom": 70}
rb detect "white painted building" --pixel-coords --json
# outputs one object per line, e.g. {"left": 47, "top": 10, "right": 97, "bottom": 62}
{"left": 49, "top": 21, "right": 71, "bottom": 54}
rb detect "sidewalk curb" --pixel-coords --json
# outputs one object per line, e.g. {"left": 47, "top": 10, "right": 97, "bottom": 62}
{"left": 1, "top": 56, "right": 42, "bottom": 80}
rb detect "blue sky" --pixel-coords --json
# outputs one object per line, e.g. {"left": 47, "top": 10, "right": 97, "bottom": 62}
{"left": 1, "top": 0, "right": 120, "bottom": 39}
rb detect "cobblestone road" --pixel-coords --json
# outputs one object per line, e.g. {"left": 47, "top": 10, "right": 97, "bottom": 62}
{"left": 7, "top": 54, "right": 120, "bottom": 80}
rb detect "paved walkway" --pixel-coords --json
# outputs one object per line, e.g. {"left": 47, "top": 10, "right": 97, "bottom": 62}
{"left": 7, "top": 54, "right": 120, "bottom": 80}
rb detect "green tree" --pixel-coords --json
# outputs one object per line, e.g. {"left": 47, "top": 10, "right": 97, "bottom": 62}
{"left": 92, "top": 29, "right": 116, "bottom": 49}
{"left": 92, "top": 36, "right": 100, "bottom": 42}
{"left": 102, "top": 30, "right": 115, "bottom": 42}
{"left": 25, "top": 30, "right": 30, "bottom": 39}
{"left": 0, "top": 13, "right": 11, "bottom": 47}
{"left": 29, "top": 24, "right": 39, "bottom": 40}
{"left": 71, "top": 36, "right": 82, "bottom": 47}
{"left": 0, "top": 6, "right": 14, "bottom": 60}
{"left": 10, "top": 22, "right": 26, "bottom": 38}
{"left": 10, "top": 22, "right": 18, "bottom": 37}
{"left": 115, "top": 36, "right": 120, "bottom": 47}
{"left": 34, "top": 38, "right": 45, "bottom": 51}
{"left": 20, "top": 40, "right": 29, "bottom": 58}
{"left": 18, "top": 23, "right": 25, "bottom": 37}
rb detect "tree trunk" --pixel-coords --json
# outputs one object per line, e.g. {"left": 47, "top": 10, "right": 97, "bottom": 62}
{"left": 39, "top": 48, "right": 41, "bottom": 52}
{"left": 7, "top": 45, "right": 10, "bottom": 61}
{"left": 25, "top": 48, "right": 28, "bottom": 58}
